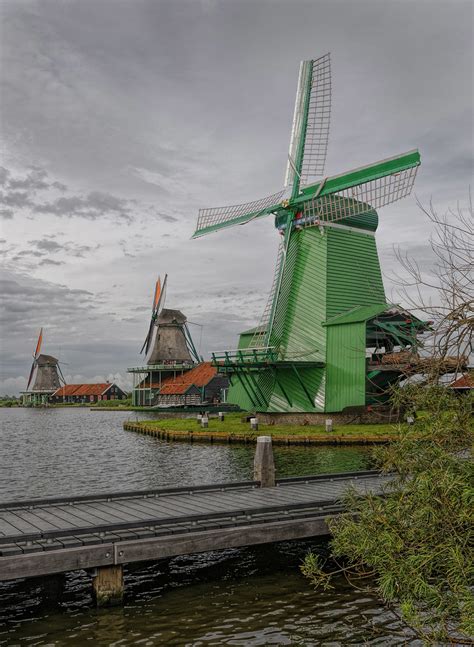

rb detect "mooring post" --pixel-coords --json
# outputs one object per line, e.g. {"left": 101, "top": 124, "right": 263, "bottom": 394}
{"left": 254, "top": 435, "right": 275, "bottom": 487}
{"left": 92, "top": 565, "right": 124, "bottom": 607}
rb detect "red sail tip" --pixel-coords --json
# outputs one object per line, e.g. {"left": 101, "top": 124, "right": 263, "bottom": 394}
{"left": 34, "top": 328, "right": 43, "bottom": 358}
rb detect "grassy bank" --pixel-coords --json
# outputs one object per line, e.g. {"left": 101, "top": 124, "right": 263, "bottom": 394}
{"left": 124, "top": 412, "right": 403, "bottom": 445}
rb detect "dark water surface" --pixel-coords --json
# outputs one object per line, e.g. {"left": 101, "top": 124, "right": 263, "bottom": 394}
{"left": 0, "top": 408, "right": 412, "bottom": 645}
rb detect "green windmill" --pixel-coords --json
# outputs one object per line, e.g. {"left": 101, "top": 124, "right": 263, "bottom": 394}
{"left": 193, "top": 54, "right": 427, "bottom": 416}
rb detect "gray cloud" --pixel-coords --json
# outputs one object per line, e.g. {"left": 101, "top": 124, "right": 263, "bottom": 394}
{"left": 12, "top": 250, "right": 45, "bottom": 259}
{"left": 0, "top": 168, "right": 10, "bottom": 186}
{"left": 0, "top": 269, "right": 137, "bottom": 383}
{"left": 29, "top": 238, "right": 98, "bottom": 258}
{"left": 0, "top": 0, "right": 472, "bottom": 393}
{"left": 1, "top": 190, "right": 32, "bottom": 209}
{"left": 31, "top": 239, "right": 63, "bottom": 253}
{"left": 33, "top": 191, "right": 132, "bottom": 222}
{"left": 38, "top": 258, "right": 65, "bottom": 266}
{"left": 8, "top": 167, "right": 50, "bottom": 191}
{"left": 1, "top": 165, "right": 178, "bottom": 224}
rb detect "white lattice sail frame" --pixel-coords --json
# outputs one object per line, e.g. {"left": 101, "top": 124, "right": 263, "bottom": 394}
{"left": 303, "top": 165, "right": 419, "bottom": 223}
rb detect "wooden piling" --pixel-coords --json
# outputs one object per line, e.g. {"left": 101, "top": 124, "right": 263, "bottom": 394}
{"left": 254, "top": 435, "right": 275, "bottom": 487}
{"left": 92, "top": 564, "right": 124, "bottom": 607}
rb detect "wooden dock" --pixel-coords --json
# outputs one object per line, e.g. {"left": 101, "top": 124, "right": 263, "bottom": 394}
{"left": 0, "top": 438, "right": 389, "bottom": 606}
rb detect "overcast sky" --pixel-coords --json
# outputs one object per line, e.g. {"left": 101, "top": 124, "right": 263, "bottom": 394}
{"left": 0, "top": 0, "right": 472, "bottom": 394}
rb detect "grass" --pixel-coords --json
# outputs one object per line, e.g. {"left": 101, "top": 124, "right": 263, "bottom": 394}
{"left": 132, "top": 412, "right": 403, "bottom": 441}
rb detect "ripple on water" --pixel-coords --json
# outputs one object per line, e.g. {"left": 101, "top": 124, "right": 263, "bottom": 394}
{"left": 0, "top": 408, "right": 414, "bottom": 646}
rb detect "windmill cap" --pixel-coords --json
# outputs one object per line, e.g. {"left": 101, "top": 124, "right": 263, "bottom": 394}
{"left": 36, "top": 354, "right": 59, "bottom": 365}
{"left": 157, "top": 308, "right": 187, "bottom": 325}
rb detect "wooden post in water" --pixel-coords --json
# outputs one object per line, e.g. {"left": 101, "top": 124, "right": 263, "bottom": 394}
{"left": 92, "top": 565, "right": 124, "bottom": 607}
{"left": 254, "top": 435, "right": 275, "bottom": 487}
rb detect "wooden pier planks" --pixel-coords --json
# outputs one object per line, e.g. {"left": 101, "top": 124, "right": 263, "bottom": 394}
{"left": 0, "top": 472, "right": 390, "bottom": 582}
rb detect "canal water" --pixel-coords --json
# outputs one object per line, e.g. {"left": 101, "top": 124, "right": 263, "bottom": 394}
{"left": 0, "top": 408, "right": 414, "bottom": 645}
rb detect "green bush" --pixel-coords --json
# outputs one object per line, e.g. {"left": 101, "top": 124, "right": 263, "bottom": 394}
{"left": 301, "top": 386, "right": 474, "bottom": 644}
{"left": 94, "top": 397, "right": 132, "bottom": 407}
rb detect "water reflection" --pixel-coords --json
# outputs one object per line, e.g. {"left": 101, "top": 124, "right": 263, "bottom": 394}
{"left": 0, "top": 408, "right": 405, "bottom": 646}
{"left": 0, "top": 408, "right": 372, "bottom": 501}
{"left": 0, "top": 541, "right": 417, "bottom": 646}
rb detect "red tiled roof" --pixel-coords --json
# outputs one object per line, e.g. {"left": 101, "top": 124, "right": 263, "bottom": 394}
{"left": 53, "top": 383, "right": 113, "bottom": 397}
{"left": 450, "top": 374, "right": 473, "bottom": 389}
{"left": 159, "top": 383, "right": 196, "bottom": 395}
{"left": 158, "top": 362, "right": 217, "bottom": 395}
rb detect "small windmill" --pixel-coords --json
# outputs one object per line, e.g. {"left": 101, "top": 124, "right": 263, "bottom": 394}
{"left": 26, "top": 328, "right": 65, "bottom": 397}
{"left": 193, "top": 54, "right": 427, "bottom": 414}
{"left": 140, "top": 275, "right": 201, "bottom": 365}
{"left": 141, "top": 274, "right": 167, "bottom": 356}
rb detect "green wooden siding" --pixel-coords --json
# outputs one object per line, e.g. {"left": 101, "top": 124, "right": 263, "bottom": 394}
{"left": 227, "top": 215, "right": 389, "bottom": 413}
{"left": 325, "top": 322, "right": 366, "bottom": 412}
{"left": 276, "top": 227, "right": 327, "bottom": 362}
{"left": 326, "top": 228, "right": 385, "bottom": 319}
{"left": 267, "top": 366, "right": 325, "bottom": 412}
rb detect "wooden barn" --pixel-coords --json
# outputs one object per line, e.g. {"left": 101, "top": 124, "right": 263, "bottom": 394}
{"left": 155, "top": 362, "right": 228, "bottom": 407}
{"left": 51, "top": 383, "right": 127, "bottom": 404}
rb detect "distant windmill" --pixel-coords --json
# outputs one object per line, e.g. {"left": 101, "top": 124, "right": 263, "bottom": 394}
{"left": 140, "top": 274, "right": 167, "bottom": 357}
{"left": 26, "top": 328, "right": 65, "bottom": 396}
{"left": 193, "top": 53, "right": 427, "bottom": 414}
{"left": 140, "top": 275, "right": 201, "bottom": 365}
{"left": 129, "top": 276, "right": 202, "bottom": 406}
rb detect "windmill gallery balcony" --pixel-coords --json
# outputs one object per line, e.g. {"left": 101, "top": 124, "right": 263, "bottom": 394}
{"left": 211, "top": 348, "right": 323, "bottom": 370}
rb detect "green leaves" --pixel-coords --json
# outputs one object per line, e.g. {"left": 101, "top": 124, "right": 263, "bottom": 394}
{"left": 302, "top": 385, "right": 474, "bottom": 644}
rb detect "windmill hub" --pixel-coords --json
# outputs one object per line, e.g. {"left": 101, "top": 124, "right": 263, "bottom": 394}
{"left": 193, "top": 53, "right": 428, "bottom": 418}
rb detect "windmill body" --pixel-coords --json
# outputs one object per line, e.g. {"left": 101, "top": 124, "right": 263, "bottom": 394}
{"left": 31, "top": 354, "right": 62, "bottom": 392}
{"left": 21, "top": 330, "right": 66, "bottom": 406}
{"left": 194, "top": 54, "right": 429, "bottom": 416}
{"left": 128, "top": 276, "right": 201, "bottom": 406}
{"left": 147, "top": 309, "right": 193, "bottom": 365}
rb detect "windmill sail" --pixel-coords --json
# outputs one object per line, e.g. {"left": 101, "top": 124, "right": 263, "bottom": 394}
{"left": 26, "top": 328, "right": 44, "bottom": 390}
{"left": 193, "top": 55, "right": 331, "bottom": 239}
{"left": 285, "top": 53, "right": 331, "bottom": 191}
{"left": 248, "top": 239, "right": 287, "bottom": 349}
{"left": 35, "top": 328, "right": 43, "bottom": 357}
{"left": 141, "top": 274, "right": 168, "bottom": 356}
{"left": 153, "top": 277, "right": 161, "bottom": 310}
{"left": 26, "top": 362, "right": 36, "bottom": 391}
{"left": 193, "top": 190, "right": 285, "bottom": 238}
{"left": 302, "top": 151, "right": 419, "bottom": 224}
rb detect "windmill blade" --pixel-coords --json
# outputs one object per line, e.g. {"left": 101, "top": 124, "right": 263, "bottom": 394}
{"left": 34, "top": 328, "right": 43, "bottom": 358}
{"left": 193, "top": 190, "right": 285, "bottom": 238}
{"left": 248, "top": 239, "right": 287, "bottom": 350}
{"left": 152, "top": 277, "right": 161, "bottom": 312}
{"left": 140, "top": 316, "right": 155, "bottom": 355}
{"left": 57, "top": 364, "right": 67, "bottom": 385}
{"left": 26, "top": 362, "right": 36, "bottom": 390}
{"left": 140, "top": 275, "right": 168, "bottom": 355}
{"left": 156, "top": 274, "right": 167, "bottom": 315}
{"left": 302, "top": 150, "right": 420, "bottom": 225}
{"left": 285, "top": 54, "right": 331, "bottom": 192}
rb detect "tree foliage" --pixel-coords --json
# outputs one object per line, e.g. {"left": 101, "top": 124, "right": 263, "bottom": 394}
{"left": 302, "top": 387, "right": 473, "bottom": 643}
{"left": 302, "top": 197, "right": 474, "bottom": 644}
